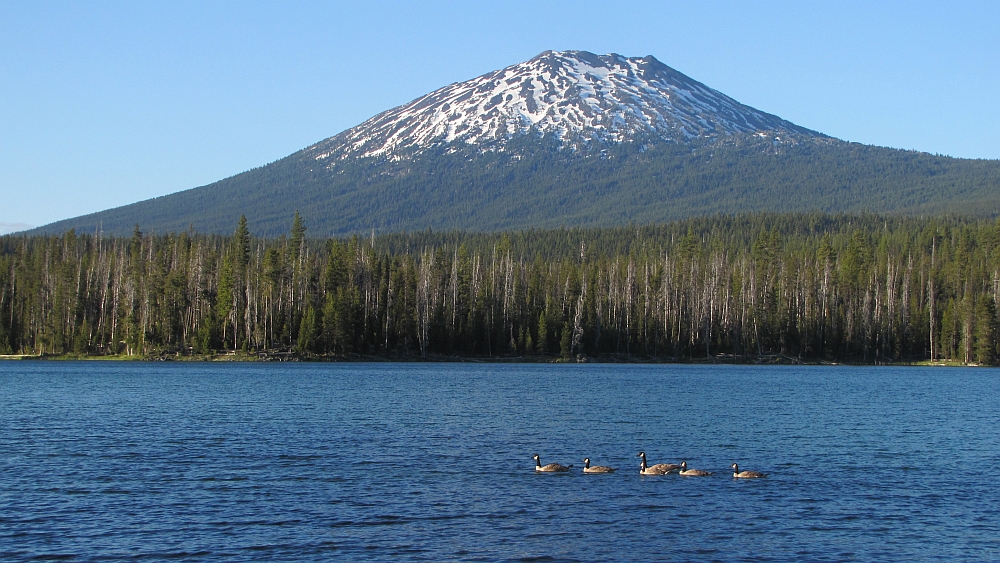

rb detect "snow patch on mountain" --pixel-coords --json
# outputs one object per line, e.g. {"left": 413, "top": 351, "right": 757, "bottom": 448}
{"left": 307, "top": 50, "right": 818, "bottom": 162}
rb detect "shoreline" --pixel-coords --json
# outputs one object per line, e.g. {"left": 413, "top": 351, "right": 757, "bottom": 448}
{"left": 0, "top": 352, "right": 983, "bottom": 367}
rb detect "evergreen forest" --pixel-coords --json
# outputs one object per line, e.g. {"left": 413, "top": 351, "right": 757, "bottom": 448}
{"left": 3, "top": 212, "right": 1000, "bottom": 365}
{"left": 32, "top": 134, "right": 1000, "bottom": 238}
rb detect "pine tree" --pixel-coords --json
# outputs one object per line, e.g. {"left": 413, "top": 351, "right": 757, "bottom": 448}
{"left": 560, "top": 321, "right": 572, "bottom": 360}
{"left": 974, "top": 294, "right": 997, "bottom": 365}
{"left": 233, "top": 215, "right": 251, "bottom": 270}
{"left": 298, "top": 305, "right": 320, "bottom": 354}
{"left": 290, "top": 211, "right": 306, "bottom": 263}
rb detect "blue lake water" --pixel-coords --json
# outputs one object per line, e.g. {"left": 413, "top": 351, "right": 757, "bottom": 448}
{"left": 2, "top": 362, "right": 999, "bottom": 561}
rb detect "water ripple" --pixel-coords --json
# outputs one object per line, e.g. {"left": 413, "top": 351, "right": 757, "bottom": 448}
{"left": 2, "top": 362, "right": 1000, "bottom": 561}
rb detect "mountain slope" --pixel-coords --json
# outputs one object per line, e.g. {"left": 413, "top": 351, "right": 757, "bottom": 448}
{"left": 30, "top": 51, "right": 1000, "bottom": 236}
{"left": 307, "top": 50, "right": 818, "bottom": 161}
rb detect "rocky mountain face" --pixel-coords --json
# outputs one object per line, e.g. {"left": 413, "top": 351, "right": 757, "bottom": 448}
{"left": 306, "top": 50, "right": 820, "bottom": 163}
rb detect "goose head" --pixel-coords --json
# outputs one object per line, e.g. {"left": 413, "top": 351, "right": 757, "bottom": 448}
{"left": 583, "top": 458, "right": 591, "bottom": 468}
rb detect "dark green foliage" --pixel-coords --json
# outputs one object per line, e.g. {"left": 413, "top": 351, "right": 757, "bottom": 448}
{"left": 29, "top": 135, "right": 1000, "bottom": 237}
{"left": 297, "top": 305, "right": 321, "bottom": 354}
{"left": 560, "top": 322, "right": 572, "bottom": 360}
{"left": 233, "top": 215, "right": 251, "bottom": 269}
{"left": 290, "top": 211, "right": 306, "bottom": 263}
{"left": 195, "top": 311, "right": 220, "bottom": 354}
{"left": 975, "top": 295, "right": 997, "bottom": 365}
{"left": 4, "top": 212, "right": 1000, "bottom": 364}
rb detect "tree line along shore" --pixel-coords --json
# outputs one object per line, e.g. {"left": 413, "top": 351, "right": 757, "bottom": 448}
{"left": 1, "top": 212, "right": 999, "bottom": 365}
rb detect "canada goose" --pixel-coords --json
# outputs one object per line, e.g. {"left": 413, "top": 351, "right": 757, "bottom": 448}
{"left": 637, "top": 451, "right": 680, "bottom": 475}
{"left": 731, "top": 463, "right": 767, "bottom": 478}
{"left": 678, "top": 461, "right": 713, "bottom": 476}
{"left": 582, "top": 458, "right": 616, "bottom": 473}
{"left": 533, "top": 454, "right": 571, "bottom": 472}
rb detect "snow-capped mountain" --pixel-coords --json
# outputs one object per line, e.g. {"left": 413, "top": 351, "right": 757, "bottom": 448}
{"left": 34, "top": 49, "right": 1000, "bottom": 238}
{"left": 307, "top": 50, "right": 819, "bottom": 162}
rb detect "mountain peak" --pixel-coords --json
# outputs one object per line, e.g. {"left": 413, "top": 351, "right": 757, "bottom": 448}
{"left": 30, "top": 52, "right": 1000, "bottom": 239}
{"left": 307, "top": 50, "right": 818, "bottom": 163}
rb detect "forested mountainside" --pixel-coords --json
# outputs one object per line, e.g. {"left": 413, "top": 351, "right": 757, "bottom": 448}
{"left": 32, "top": 135, "right": 1000, "bottom": 237}
{"left": 4, "top": 213, "right": 999, "bottom": 364}
{"left": 30, "top": 50, "right": 1000, "bottom": 237}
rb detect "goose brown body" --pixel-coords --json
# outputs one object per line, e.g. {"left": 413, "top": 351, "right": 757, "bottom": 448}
{"left": 678, "top": 461, "right": 713, "bottom": 476}
{"left": 731, "top": 463, "right": 767, "bottom": 478}
{"left": 638, "top": 452, "right": 680, "bottom": 475}
{"left": 533, "top": 454, "right": 571, "bottom": 472}
{"left": 582, "top": 458, "right": 616, "bottom": 473}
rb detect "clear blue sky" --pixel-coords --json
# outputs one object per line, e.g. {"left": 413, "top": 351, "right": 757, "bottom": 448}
{"left": 2, "top": 0, "right": 998, "bottom": 233}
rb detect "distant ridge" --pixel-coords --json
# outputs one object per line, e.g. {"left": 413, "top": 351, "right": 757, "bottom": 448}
{"left": 1, "top": 222, "right": 34, "bottom": 236}
{"left": 28, "top": 50, "right": 1000, "bottom": 236}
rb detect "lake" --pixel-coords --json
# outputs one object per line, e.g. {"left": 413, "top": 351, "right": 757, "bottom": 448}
{"left": 2, "top": 362, "right": 999, "bottom": 561}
